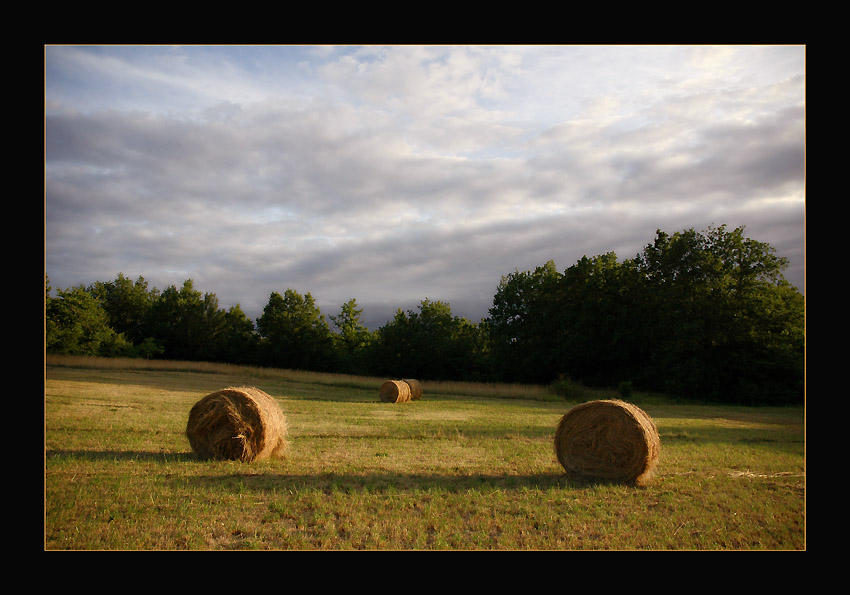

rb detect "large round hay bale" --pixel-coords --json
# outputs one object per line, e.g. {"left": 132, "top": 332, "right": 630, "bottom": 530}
{"left": 403, "top": 378, "right": 423, "bottom": 400}
{"left": 186, "top": 386, "right": 288, "bottom": 462}
{"left": 553, "top": 399, "right": 660, "bottom": 486}
{"left": 379, "top": 380, "right": 411, "bottom": 403}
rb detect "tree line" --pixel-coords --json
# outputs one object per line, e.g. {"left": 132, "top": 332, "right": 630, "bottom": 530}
{"left": 45, "top": 225, "right": 805, "bottom": 405}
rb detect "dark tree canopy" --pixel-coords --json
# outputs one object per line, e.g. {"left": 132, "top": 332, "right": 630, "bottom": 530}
{"left": 45, "top": 225, "right": 804, "bottom": 404}
{"left": 485, "top": 225, "right": 804, "bottom": 403}
{"left": 256, "top": 289, "right": 336, "bottom": 371}
{"left": 45, "top": 282, "right": 133, "bottom": 357}
{"left": 330, "top": 298, "right": 373, "bottom": 374}
{"left": 369, "top": 299, "right": 488, "bottom": 381}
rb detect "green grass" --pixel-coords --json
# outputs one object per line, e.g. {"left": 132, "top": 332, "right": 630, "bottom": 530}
{"left": 44, "top": 355, "right": 805, "bottom": 550}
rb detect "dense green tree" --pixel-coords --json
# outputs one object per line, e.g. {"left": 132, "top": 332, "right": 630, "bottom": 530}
{"left": 452, "top": 314, "right": 491, "bottom": 382}
{"left": 485, "top": 225, "right": 804, "bottom": 404}
{"left": 217, "top": 304, "right": 260, "bottom": 365}
{"left": 256, "top": 289, "right": 336, "bottom": 371}
{"left": 633, "top": 225, "right": 804, "bottom": 403}
{"left": 145, "top": 279, "right": 226, "bottom": 361}
{"left": 44, "top": 223, "right": 803, "bottom": 404}
{"left": 371, "top": 299, "right": 487, "bottom": 380}
{"left": 553, "top": 252, "right": 645, "bottom": 387}
{"left": 46, "top": 284, "right": 133, "bottom": 356}
{"left": 329, "top": 298, "right": 374, "bottom": 374}
{"left": 134, "top": 336, "right": 165, "bottom": 359}
{"left": 369, "top": 308, "right": 415, "bottom": 377}
{"left": 89, "top": 273, "right": 158, "bottom": 345}
{"left": 487, "top": 260, "right": 562, "bottom": 382}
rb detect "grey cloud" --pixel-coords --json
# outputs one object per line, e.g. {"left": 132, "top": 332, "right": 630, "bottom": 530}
{"left": 45, "top": 46, "right": 805, "bottom": 330}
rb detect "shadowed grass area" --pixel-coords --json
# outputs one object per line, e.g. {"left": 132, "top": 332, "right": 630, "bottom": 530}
{"left": 45, "top": 356, "right": 805, "bottom": 550}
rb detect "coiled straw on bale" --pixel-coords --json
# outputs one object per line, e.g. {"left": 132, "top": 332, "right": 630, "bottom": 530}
{"left": 379, "top": 380, "right": 413, "bottom": 403}
{"left": 403, "top": 378, "right": 423, "bottom": 401}
{"left": 553, "top": 399, "right": 660, "bottom": 486}
{"left": 186, "top": 386, "right": 288, "bottom": 462}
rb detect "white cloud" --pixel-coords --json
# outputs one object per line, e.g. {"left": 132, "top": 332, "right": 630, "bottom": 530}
{"left": 45, "top": 44, "right": 806, "bottom": 326}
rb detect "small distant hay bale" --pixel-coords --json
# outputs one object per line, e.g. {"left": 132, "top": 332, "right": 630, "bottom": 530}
{"left": 379, "top": 380, "right": 412, "bottom": 403}
{"left": 403, "top": 378, "right": 423, "bottom": 400}
{"left": 553, "top": 399, "right": 660, "bottom": 486}
{"left": 186, "top": 386, "right": 288, "bottom": 462}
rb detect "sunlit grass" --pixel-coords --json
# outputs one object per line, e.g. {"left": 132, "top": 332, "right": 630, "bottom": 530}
{"left": 45, "top": 354, "right": 571, "bottom": 401}
{"left": 44, "top": 356, "right": 805, "bottom": 550}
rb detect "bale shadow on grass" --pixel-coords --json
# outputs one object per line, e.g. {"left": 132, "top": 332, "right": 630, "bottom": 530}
{"left": 44, "top": 450, "right": 653, "bottom": 490}
{"left": 45, "top": 449, "right": 199, "bottom": 463}
{"left": 181, "top": 470, "right": 641, "bottom": 494}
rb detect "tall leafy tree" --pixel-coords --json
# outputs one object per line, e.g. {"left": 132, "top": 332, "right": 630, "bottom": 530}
{"left": 486, "top": 225, "right": 804, "bottom": 404}
{"left": 256, "top": 289, "right": 335, "bottom": 371}
{"left": 217, "top": 304, "right": 259, "bottom": 365}
{"left": 632, "top": 225, "right": 803, "bottom": 403}
{"left": 89, "top": 273, "right": 158, "bottom": 345}
{"left": 145, "top": 279, "right": 226, "bottom": 361}
{"left": 329, "top": 298, "right": 373, "bottom": 374}
{"left": 46, "top": 284, "right": 132, "bottom": 356}
{"left": 553, "top": 252, "right": 644, "bottom": 387}
{"left": 487, "top": 260, "right": 561, "bottom": 382}
{"left": 372, "top": 299, "right": 487, "bottom": 380}
{"left": 369, "top": 308, "right": 414, "bottom": 377}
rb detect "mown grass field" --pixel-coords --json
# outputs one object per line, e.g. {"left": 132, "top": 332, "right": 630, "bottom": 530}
{"left": 44, "top": 355, "right": 806, "bottom": 550}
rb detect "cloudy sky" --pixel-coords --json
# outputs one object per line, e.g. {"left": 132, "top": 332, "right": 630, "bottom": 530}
{"left": 45, "top": 45, "right": 805, "bottom": 329}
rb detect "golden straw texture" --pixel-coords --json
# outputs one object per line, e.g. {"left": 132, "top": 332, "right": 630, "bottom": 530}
{"left": 379, "top": 380, "right": 412, "bottom": 403}
{"left": 553, "top": 399, "right": 660, "bottom": 486}
{"left": 403, "top": 379, "right": 423, "bottom": 400}
{"left": 186, "top": 386, "right": 288, "bottom": 462}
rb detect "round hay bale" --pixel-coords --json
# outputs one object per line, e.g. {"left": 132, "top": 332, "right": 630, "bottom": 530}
{"left": 379, "top": 380, "right": 411, "bottom": 403}
{"left": 403, "top": 378, "right": 423, "bottom": 400}
{"left": 186, "top": 386, "right": 288, "bottom": 462}
{"left": 553, "top": 399, "right": 660, "bottom": 486}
